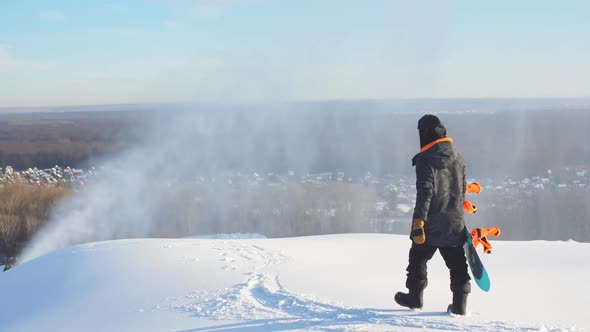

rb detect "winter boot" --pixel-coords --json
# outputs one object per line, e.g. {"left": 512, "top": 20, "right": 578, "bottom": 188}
{"left": 394, "top": 290, "right": 423, "bottom": 309}
{"left": 447, "top": 292, "right": 468, "bottom": 315}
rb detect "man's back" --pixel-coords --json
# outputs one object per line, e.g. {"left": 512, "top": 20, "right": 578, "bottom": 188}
{"left": 412, "top": 139, "right": 466, "bottom": 247}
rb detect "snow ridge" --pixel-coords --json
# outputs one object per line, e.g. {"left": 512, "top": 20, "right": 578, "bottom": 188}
{"left": 165, "top": 239, "right": 555, "bottom": 332}
{"left": 2, "top": 235, "right": 584, "bottom": 331}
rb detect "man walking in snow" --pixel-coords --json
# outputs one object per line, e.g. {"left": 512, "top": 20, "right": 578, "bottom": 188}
{"left": 395, "top": 114, "right": 471, "bottom": 315}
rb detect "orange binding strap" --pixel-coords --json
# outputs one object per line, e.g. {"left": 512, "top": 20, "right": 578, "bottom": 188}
{"left": 471, "top": 227, "right": 501, "bottom": 254}
{"left": 463, "top": 199, "right": 477, "bottom": 213}
{"left": 466, "top": 182, "right": 482, "bottom": 194}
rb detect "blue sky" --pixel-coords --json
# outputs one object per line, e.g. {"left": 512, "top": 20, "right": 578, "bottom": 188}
{"left": 1, "top": 0, "right": 589, "bottom": 107}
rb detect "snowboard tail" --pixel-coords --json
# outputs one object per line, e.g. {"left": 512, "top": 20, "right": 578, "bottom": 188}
{"left": 464, "top": 227, "right": 490, "bottom": 292}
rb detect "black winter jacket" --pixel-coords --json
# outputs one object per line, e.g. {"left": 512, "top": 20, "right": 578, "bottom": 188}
{"left": 412, "top": 138, "right": 466, "bottom": 247}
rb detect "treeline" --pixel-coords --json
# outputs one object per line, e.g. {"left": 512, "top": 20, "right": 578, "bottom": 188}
{"left": 468, "top": 188, "right": 590, "bottom": 242}
{"left": 2, "top": 181, "right": 589, "bottom": 268}
{"left": 149, "top": 182, "right": 378, "bottom": 239}
{"left": 0, "top": 182, "right": 377, "bottom": 266}
{"left": 0, "top": 111, "right": 143, "bottom": 169}
{"left": 146, "top": 181, "right": 590, "bottom": 243}
{"left": 2, "top": 108, "right": 590, "bottom": 178}
{"left": 0, "top": 184, "right": 70, "bottom": 269}
{"left": 0, "top": 141, "right": 126, "bottom": 170}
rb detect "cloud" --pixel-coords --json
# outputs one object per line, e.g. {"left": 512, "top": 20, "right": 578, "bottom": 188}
{"left": 151, "top": 0, "right": 242, "bottom": 6}
{"left": 80, "top": 4, "right": 129, "bottom": 18}
{"left": 190, "top": 0, "right": 236, "bottom": 3}
{"left": 0, "top": 45, "right": 49, "bottom": 73}
{"left": 105, "top": 4, "right": 129, "bottom": 14}
{"left": 39, "top": 10, "right": 67, "bottom": 21}
{"left": 155, "top": 0, "right": 253, "bottom": 18}
{"left": 175, "top": 0, "right": 238, "bottom": 18}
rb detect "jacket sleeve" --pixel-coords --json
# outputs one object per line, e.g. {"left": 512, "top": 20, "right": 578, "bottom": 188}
{"left": 413, "top": 156, "right": 434, "bottom": 221}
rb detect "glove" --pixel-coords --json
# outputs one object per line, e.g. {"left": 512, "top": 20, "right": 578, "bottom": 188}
{"left": 410, "top": 219, "right": 426, "bottom": 245}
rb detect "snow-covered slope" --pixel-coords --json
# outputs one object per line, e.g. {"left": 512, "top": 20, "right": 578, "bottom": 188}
{"left": 0, "top": 234, "right": 587, "bottom": 331}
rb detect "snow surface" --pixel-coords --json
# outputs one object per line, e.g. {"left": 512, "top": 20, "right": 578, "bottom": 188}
{"left": 0, "top": 234, "right": 587, "bottom": 332}
{"left": 187, "top": 233, "right": 268, "bottom": 240}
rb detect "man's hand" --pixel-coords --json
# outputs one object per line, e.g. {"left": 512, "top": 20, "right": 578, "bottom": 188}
{"left": 411, "top": 219, "right": 426, "bottom": 244}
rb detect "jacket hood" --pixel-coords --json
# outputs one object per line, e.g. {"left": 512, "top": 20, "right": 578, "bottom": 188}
{"left": 412, "top": 140, "right": 457, "bottom": 170}
{"left": 418, "top": 114, "right": 447, "bottom": 148}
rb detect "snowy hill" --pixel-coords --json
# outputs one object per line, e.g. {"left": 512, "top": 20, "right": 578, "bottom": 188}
{"left": 0, "top": 234, "right": 587, "bottom": 331}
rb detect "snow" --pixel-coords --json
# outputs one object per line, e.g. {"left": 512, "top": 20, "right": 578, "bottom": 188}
{"left": 187, "top": 233, "right": 268, "bottom": 240}
{"left": 0, "top": 234, "right": 587, "bottom": 331}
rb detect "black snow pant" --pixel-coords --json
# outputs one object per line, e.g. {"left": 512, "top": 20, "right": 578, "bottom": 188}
{"left": 405, "top": 243, "right": 471, "bottom": 294}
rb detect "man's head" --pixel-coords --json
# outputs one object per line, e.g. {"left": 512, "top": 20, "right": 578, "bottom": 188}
{"left": 417, "top": 114, "right": 447, "bottom": 148}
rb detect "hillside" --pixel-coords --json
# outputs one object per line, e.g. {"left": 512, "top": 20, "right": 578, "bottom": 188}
{"left": 0, "top": 234, "right": 587, "bottom": 331}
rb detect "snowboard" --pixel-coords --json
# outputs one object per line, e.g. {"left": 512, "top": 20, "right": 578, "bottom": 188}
{"left": 463, "top": 226, "right": 490, "bottom": 292}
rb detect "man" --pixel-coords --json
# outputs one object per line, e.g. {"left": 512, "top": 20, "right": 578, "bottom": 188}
{"left": 394, "top": 114, "right": 471, "bottom": 315}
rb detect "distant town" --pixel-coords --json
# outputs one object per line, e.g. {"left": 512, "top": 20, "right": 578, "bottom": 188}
{"left": 4, "top": 164, "right": 588, "bottom": 189}
{"left": 0, "top": 165, "right": 95, "bottom": 187}
{"left": 2, "top": 164, "right": 588, "bottom": 238}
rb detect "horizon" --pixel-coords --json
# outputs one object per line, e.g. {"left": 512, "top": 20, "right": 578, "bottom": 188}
{"left": 1, "top": 1, "right": 589, "bottom": 107}
{"left": 1, "top": 96, "right": 590, "bottom": 113}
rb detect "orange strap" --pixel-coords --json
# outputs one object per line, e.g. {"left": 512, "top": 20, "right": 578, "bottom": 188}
{"left": 471, "top": 227, "right": 501, "bottom": 254}
{"left": 479, "top": 237, "right": 493, "bottom": 254}
{"left": 419, "top": 137, "right": 453, "bottom": 153}
{"left": 476, "top": 226, "right": 501, "bottom": 238}
{"left": 466, "top": 182, "right": 482, "bottom": 194}
{"left": 464, "top": 183, "right": 481, "bottom": 213}
{"left": 463, "top": 199, "right": 477, "bottom": 213}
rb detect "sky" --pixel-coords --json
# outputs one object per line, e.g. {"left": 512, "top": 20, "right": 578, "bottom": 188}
{"left": 0, "top": 0, "right": 589, "bottom": 107}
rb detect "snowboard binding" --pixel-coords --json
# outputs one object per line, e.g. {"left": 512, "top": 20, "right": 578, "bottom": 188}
{"left": 464, "top": 182, "right": 502, "bottom": 254}
{"left": 471, "top": 227, "right": 501, "bottom": 254}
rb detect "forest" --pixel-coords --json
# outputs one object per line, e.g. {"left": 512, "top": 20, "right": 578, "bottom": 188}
{"left": 1, "top": 106, "right": 589, "bottom": 266}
